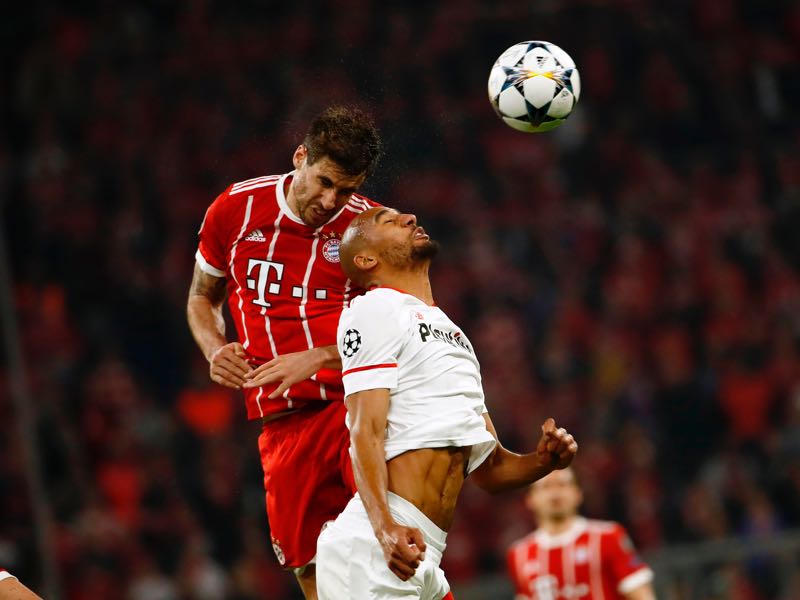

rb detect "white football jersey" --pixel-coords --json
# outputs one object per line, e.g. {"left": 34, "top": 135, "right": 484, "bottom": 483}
{"left": 338, "top": 287, "right": 496, "bottom": 473}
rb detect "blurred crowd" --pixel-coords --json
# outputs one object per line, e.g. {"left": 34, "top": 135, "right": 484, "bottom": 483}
{"left": 2, "top": 0, "right": 799, "bottom": 598}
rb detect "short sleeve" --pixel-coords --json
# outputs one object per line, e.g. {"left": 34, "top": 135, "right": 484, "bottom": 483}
{"left": 604, "top": 524, "right": 653, "bottom": 594}
{"left": 196, "top": 186, "right": 233, "bottom": 277}
{"left": 505, "top": 544, "right": 530, "bottom": 599}
{"left": 338, "top": 295, "right": 405, "bottom": 395}
{"left": 0, "top": 570, "right": 16, "bottom": 582}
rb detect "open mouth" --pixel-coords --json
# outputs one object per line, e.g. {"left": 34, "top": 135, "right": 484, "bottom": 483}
{"left": 413, "top": 227, "right": 429, "bottom": 240}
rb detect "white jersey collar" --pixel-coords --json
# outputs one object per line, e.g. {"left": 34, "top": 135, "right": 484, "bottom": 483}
{"left": 368, "top": 286, "right": 437, "bottom": 307}
{"left": 534, "top": 516, "right": 588, "bottom": 548}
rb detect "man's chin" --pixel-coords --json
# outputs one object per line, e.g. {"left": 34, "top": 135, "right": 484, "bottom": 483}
{"left": 303, "top": 212, "right": 332, "bottom": 227}
{"left": 412, "top": 239, "right": 439, "bottom": 260}
{"left": 546, "top": 510, "right": 570, "bottom": 522}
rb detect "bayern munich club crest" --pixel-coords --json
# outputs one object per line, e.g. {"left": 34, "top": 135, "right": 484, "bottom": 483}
{"left": 322, "top": 237, "right": 340, "bottom": 263}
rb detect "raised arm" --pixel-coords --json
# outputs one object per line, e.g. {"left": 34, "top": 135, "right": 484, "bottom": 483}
{"left": 471, "top": 415, "right": 578, "bottom": 494}
{"left": 346, "top": 389, "right": 427, "bottom": 581}
{"left": 186, "top": 263, "right": 251, "bottom": 388}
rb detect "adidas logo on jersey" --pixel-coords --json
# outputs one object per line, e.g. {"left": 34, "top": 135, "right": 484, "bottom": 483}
{"left": 245, "top": 229, "right": 266, "bottom": 242}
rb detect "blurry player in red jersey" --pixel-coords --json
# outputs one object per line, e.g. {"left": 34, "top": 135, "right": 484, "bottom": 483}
{"left": 0, "top": 570, "right": 42, "bottom": 600}
{"left": 186, "top": 106, "right": 382, "bottom": 599}
{"left": 507, "top": 468, "right": 655, "bottom": 600}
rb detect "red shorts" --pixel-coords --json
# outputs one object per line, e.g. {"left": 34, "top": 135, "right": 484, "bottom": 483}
{"left": 258, "top": 400, "right": 356, "bottom": 568}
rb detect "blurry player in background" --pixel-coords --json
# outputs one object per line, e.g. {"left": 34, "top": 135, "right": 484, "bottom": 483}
{"left": 186, "top": 106, "right": 382, "bottom": 599}
{"left": 0, "top": 570, "right": 42, "bottom": 600}
{"left": 507, "top": 468, "right": 655, "bottom": 600}
{"left": 315, "top": 207, "right": 578, "bottom": 599}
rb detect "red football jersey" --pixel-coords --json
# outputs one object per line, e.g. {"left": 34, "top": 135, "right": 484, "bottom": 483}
{"left": 196, "top": 172, "right": 379, "bottom": 419}
{"left": 507, "top": 518, "right": 653, "bottom": 600}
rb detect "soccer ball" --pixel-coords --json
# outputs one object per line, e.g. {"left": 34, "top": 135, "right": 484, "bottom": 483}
{"left": 488, "top": 41, "right": 581, "bottom": 133}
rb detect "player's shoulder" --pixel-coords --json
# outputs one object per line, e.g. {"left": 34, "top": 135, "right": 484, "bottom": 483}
{"left": 344, "top": 288, "right": 422, "bottom": 330}
{"left": 227, "top": 173, "right": 283, "bottom": 197}
{"left": 202, "top": 175, "right": 283, "bottom": 230}
{"left": 508, "top": 531, "right": 539, "bottom": 554}
{"left": 346, "top": 287, "right": 404, "bottom": 315}
{"left": 339, "top": 193, "right": 382, "bottom": 220}
{"left": 587, "top": 518, "right": 627, "bottom": 537}
{"left": 350, "top": 192, "right": 381, "bottom": 210}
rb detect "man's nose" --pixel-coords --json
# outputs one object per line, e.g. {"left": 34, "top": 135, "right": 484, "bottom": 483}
{"left": 402, "top": 213, "right": 417, "bottom": 227}
{"left": 320, "top": 188, "right": 337, "bottom": 210}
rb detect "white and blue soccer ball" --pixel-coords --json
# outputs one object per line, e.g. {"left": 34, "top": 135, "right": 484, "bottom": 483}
{"left": 488, "top": 41, "right": 581, "bottom": 133}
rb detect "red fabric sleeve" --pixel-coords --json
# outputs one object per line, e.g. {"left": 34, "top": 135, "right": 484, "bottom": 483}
{"left": 603, "top": 524, "right": 652, "bottom": 593}
{"left": 506, "top": 544, "right": 529, "bottom": 597}
{"left": 196, "top": 185, "right": 234, "bottom": 276}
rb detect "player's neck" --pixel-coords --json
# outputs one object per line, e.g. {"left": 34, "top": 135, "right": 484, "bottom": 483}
{"left": 374, "top": 269, "right": 434, "bottom": 306}
{"left": 284, "top": 177, "right": 302, "bottom": 220}
{"left": 541, "top": 514, "right": 579, "bottom": 536}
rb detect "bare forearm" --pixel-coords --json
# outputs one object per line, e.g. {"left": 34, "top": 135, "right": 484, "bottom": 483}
{"left": 473, "top": 414, "right": 577, "bottom": 494}
{"left": 187, "top": 296, "right": 228, "bottom": 361}
{"left": 314, "top": 345, "right": 342, "bottom": 370}
{"left": 351, "top": 430, "right": 394, "bottom": 533}
{"left": 475, "top": 448, "right": 553, "bottom": 494}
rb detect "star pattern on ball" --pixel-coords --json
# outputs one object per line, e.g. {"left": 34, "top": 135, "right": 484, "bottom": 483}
{"left": 342, "top": 329, "right": 362, "bottom": 357}
{"left": 488, "top": 40, "right": 580, "bottom": 132}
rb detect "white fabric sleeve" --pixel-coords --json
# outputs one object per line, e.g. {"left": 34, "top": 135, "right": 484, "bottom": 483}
{"left": 617, "top": 567, "right": 654, "bottom": 594}
{"left": 0, "top": 571, "right": 16, "bottom": 582}
{"left": 338, "top": 295, "right": 405, "bottom": 395}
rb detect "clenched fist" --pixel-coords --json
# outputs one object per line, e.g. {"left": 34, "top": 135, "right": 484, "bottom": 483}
{"left": 536, "top": 418, "right": 578, "bottom": 470}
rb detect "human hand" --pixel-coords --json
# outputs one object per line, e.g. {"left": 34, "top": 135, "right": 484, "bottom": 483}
{"left": 376, "top": 523, "right": 427, "bottom": 581}
{"left": 209, "top": 342, "right": 252, "bottom": 389}
{"left": 536, "top": 418, "right": 578, "bottom": 471}
{"left": 242, "top": 348, "right": 325, "bottom": 397}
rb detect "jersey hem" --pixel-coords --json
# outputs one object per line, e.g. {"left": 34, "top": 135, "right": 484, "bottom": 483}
{"left": 0, "top": 572, "right": 16, "bottom": 582}
{"left": 385, "top": 435, "right": 496, "bottom": 470}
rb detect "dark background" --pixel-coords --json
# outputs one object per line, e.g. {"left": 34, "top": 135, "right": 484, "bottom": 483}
{"left": 2, "top": 1, "right": 799, "bottom": 598}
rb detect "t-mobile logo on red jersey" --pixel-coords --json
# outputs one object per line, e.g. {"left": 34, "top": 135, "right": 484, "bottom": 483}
{"left": 247, "top": 259, "right": 285, "bottom": 307}
{"left": 532, "top": 575, "right": 590, "bottom": 599}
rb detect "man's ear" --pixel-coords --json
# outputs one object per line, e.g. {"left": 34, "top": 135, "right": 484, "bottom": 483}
{"left": 354, "top": 253, "right": 377, "bottom": 272}
{"left": 292, "top": 145, "right": 307, "bottom": 170}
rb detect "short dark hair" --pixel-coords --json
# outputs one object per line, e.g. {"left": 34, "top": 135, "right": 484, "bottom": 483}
{"left": 303, "top": 106, "right": 383, "bottom": 177}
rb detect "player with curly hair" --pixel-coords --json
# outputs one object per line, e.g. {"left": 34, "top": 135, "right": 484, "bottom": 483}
{"left": 187, "top": 106, "right": 382, "bottom": 599}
